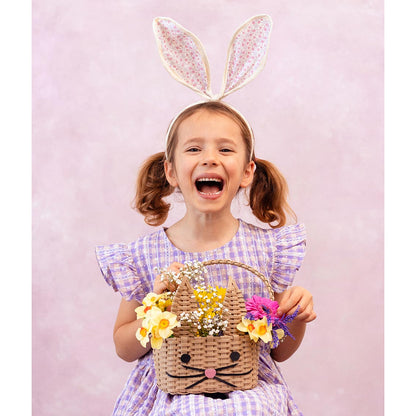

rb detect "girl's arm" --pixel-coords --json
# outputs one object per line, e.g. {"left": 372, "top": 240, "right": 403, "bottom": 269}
{"left": 112, "top": 262, "right": 183, "bottom": 362}
{"left": 270, "top": 286, "right": 316, "bottom": 362}
{"left": 113, "top": 298, "right": 151, "bottom": 362}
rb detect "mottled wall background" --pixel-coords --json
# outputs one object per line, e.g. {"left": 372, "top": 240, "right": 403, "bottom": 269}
{"left": 33, "top": 1, "right": 383, "bottom": 414}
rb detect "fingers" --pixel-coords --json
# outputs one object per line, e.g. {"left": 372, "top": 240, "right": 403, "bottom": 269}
{"left": 276, "top": 286, "right": 317, "bottom": 323}
{"left": 276, "top": 287, "right": 301, "bottom": 316}
{"left": 295, "top": 301, "right": 317, "bottom": 323}
{"left": 169, "top": 262, "right": 184, "bottom": 273}
{"left": 153, "top": 262, "right": 185, "bottom": 294}
{"left": 164, "top": 280, "right": 175, "bottom": 293}
{"left": 153, "top": 274, "right": 168, "bottom": 294}
{"left": 165, "top": 262, "right": 184, "bottom": 291}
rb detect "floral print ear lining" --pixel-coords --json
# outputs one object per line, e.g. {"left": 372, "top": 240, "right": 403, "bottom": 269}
{"left": 153, "top": 15, "right": 273, "bottom": 100}
{"left": 153, "top": 17, "right": 213, "bottom": 98}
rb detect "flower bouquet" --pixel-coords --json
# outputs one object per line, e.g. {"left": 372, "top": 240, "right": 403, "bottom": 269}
{"left": 237, "top": 295, "right": 299, "bottom": 348}
{"left": 135, "top": 292, "right": 178, "bottom": 349}
{"left": 135, "top": 259, "right": 298, "bottom": 395}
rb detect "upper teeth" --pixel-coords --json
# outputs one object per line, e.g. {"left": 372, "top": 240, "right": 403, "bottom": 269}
{"left": 197, "top": 178, "right": 222, "bottom": 182}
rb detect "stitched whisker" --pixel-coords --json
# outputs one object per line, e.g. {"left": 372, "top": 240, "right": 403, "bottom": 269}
{"left": 216, "top": 369, "right": 253, "bottom": 377}
{"left": 185, "top": 377, "right": 208, "bottom": 389}
{"left": 215, "top": 363, "right": 238, "bottom": 371}
{"left": 166, "top": 372, "right": 204, "bottom": 379}
{"left": 181, "top": 365, "right": 206, "bottom": 373}
{"left": 213, "top": 376, "right": 237, "bottom": 388}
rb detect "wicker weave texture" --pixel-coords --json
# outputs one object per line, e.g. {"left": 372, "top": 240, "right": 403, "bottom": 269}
{"left": 154, "top": 335, "right": 260, "bottom": 394}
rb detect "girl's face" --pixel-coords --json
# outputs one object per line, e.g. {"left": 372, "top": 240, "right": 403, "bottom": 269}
{"left": 165, "top": 110, "right": 255, "bottom": 217}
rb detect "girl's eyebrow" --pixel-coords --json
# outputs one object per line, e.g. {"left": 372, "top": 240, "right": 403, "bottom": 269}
{"left": 216, "top": 137, "right": 237, "bottom": 145}
{"left": 182, "top": 137, "right": 238, "bottom": 146}
{"left": 182, "top": 137, "right": 203, "bottom": 145}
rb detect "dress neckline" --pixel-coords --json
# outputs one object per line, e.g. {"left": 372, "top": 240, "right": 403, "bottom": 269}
{"left": 162, "top": 218, "right": 244, "bottom": 254}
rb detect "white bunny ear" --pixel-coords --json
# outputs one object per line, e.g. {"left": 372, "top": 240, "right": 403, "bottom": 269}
{"left": 153, "top": 17, "right": 213, "bottom": 99}
{"left": 219, "top": 15, "right": 273, "bottom": 99}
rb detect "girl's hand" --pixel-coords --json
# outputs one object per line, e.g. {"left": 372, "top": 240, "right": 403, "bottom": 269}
{"left": 275, "top": 286, "right": 317, "bottom": 323}
{"left": 153, "top": 262, "right": 184, "bottom": 294}
{"left": 271, "top": 286, "right": 316, "bottom": 362}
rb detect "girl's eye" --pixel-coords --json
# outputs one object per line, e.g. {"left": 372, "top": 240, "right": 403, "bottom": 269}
{"left": 220, "top": 148, "right": 233, "bottom": 153}
{"left": 186, "top": 147, "right": 200, "bottom": 153}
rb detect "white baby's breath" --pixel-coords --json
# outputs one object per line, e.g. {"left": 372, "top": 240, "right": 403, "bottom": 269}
{"left": 157, "top": 261, "right": 229, "bottom": 337}
{"left": 157, "top": 261, "right": 208, "bottom": 291}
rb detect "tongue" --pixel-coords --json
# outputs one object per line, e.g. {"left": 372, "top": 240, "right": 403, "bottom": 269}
{"left": 200, "top": 184, "right": 221, "bottom": 194}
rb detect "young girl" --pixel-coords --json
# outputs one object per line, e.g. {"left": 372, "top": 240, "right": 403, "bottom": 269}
{"left": 96, "top": 100, "right": 316, "bottom": 415}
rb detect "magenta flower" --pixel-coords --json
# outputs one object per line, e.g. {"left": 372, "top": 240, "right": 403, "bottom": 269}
{"left": 245, "top": 295, "right": 279, "bottom": 319}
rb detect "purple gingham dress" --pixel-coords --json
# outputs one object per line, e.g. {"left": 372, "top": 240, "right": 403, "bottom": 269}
{"left": 96, "top": 219, "right": 306, "bottom": 416}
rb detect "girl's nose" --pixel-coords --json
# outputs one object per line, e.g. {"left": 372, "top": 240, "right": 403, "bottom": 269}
{"left": 202, "top": 159, "right": 218, "bottom": 166}
{"left": 202, "top": 150, "right": 218, "bottom": 166}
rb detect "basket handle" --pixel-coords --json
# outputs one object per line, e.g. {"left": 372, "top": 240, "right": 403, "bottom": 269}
{"left": 201, "top": 259, "right": 274, "bottom": 298}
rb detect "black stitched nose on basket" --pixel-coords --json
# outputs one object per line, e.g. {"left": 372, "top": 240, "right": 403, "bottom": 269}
{"left": 153, "top": 259, "right": 274, "bottom": 395}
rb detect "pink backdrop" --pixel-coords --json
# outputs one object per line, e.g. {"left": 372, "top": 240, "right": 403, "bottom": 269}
{"left": 33, "top": 1, "right": 383, "bottom": 414}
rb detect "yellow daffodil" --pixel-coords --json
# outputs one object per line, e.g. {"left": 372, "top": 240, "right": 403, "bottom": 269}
{"left": 149, "top": 327, "right": 164, "bottom": 349}
{"left": 136, "top": 323, "right": 151, "bottom": 348}
{"left": 138, "top": 308, "right": 179, "bottom": 349}
{"left": 149, "top": 309, "right": 179, "bottom": 338}
{"left": 135, "top": 304, "right": 157, "bottom": 319}
{"left": 237, "top": 316, "right": 273, "bottom": 343}
{"left": 142, "top": 292, "right": 163, "bottom": 307}
{"left": 156, "top": 296, "right": 172, "bottom": 311}
{"left": 135, "top": 309, "right": 179, "bottom": 349}
{"left": 136, "top": 293, "right": 173, "bottom": 319}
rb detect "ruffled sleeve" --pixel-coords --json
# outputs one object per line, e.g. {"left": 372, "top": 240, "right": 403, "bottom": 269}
{"left": 95, "top": 242, "right": 152, "bottom": 301}
{"left": 270, "top": 224, "right": 306, "bottom": 293}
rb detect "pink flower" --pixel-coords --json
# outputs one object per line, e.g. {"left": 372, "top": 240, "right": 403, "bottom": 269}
{"left": 245, "top": 295, "right": 279, "bottom": 319}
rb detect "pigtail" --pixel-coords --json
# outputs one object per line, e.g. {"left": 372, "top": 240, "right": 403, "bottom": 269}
{"left": 249, "top": 158, "right": 296, "bottom": 228}
{"left": 133, "top": 152, "right": 174, "bottom": 226}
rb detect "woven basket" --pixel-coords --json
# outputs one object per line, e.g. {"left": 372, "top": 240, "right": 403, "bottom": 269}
{"left": 153, "top": 259, "right": 273, "bottom": 395}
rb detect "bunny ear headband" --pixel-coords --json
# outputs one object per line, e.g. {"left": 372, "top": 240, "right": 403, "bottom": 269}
{"left": 153, "top": 15, "right": 273, "bottom": 159}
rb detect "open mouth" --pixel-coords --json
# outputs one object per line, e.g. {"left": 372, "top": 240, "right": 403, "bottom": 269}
{"left": 195, "top": 177, "right": 224, "bottom": 195}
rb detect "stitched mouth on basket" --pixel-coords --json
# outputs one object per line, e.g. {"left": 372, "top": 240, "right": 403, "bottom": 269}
{"left": 165, "top": 352, "right": 253, "bottom": 389}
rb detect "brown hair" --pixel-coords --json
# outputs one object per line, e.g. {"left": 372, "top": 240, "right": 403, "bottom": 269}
{"left": 250, "top": 158, "right": 296, "bottom": 228}
{"left": 134, "top": 101, "right": 296, "bottom": 227}
{"left": 133, "top": 152, "right": 174, "bottom": 226}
